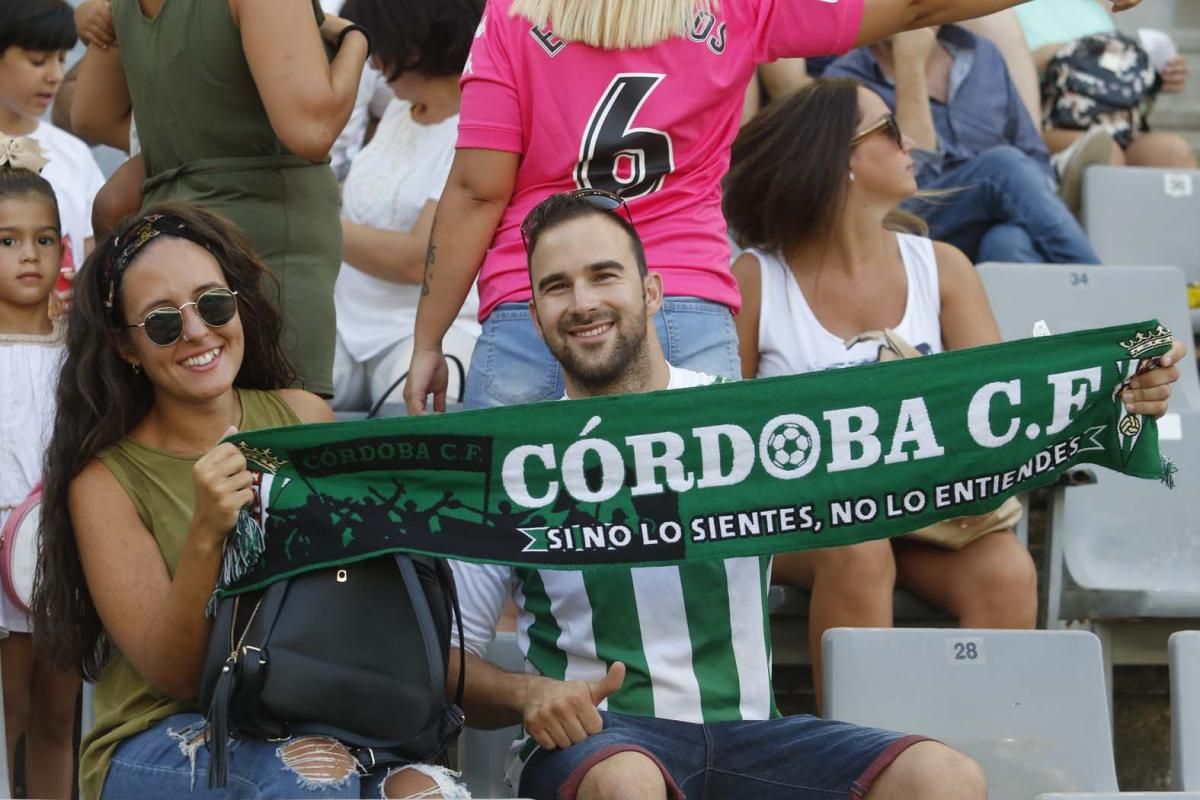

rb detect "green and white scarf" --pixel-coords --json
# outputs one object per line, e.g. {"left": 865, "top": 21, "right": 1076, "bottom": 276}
{"left": 218, "top": 321, "right": 1176, "bottom": 598}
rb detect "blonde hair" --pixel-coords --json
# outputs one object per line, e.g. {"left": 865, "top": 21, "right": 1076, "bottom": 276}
{"left": 883, "top": 207, "right": 929, "bottom": 236}
{"left": 510, "top": 0, "right": 716, "bottom": 49}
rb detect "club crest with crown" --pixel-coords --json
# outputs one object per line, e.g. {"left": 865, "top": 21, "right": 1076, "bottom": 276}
{"left": 238, "top": 444, "right": 289, "bottom": 474}
{"left": 1119, "top": 324, "right": 1173, "bottom": 359}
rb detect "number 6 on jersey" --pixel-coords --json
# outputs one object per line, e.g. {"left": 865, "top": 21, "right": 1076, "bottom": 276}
{"left": 575, "top": 74, "right": 676, "bottom": 199}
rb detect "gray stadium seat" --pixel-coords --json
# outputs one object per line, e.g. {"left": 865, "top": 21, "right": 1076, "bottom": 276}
{"left": 1083, "top": 167, "right": 1200, "bottom": 284}
{"left": 979, "top": 263, "right": 1200, "bottom": 696}
{"left": 823, "top": 628, "right": 1119, "bottom": 799}
{"left": 977, "top": 263, "right": 1198, "bottom": 410}
{"left": 458, "top": 631, "right": 523, "bottom": 799}
{"left": 1082, "top": 166, "right": 1200, "bottom": 333}
{"left": 1170, "top": 631, "right": 1200, "bottom": 790}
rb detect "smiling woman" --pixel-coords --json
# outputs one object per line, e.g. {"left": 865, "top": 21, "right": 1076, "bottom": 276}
{"left": 32, "top": 203, "right": 463, "bottom": 799}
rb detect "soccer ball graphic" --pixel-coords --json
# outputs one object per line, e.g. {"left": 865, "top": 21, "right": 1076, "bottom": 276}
{"left": 767, "top": 423, "right": 813, "bottom": 470}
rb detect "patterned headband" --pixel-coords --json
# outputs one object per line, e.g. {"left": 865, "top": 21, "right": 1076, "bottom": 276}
{"left": 102, "top": 214, "right": 213, "bottom": 319}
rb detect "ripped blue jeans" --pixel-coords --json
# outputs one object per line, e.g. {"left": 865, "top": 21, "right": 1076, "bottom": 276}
{"left": 102, "top": 714, "right": 466, "bottom": 799}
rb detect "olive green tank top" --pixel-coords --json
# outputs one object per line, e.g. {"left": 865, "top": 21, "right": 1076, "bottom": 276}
{"left": 79, "top": 390, "right": 300, "bottom": 800}
{"left": 111, "top": 0, "right": 324, "bottom": 177}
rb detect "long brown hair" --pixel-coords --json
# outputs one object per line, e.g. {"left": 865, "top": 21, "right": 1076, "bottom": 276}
{"left": 724, "top": 79, "right": 862, "bottom": 256}
{"left": 724, "top": 79, "right": 931, "bottom": 256}
{"left": 32, "top": 204, "right": 295, "bottom": 678}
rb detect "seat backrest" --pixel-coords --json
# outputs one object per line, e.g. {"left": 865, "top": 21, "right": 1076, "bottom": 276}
{"left": 457, "top": 631, "right": 524, "bottom": 798}
{"left": 1171, "top": 631, "right": 1200, "bottom": 791}
{"left": 1054, "top": 418, "right": 1200, "bottom": 599}
{"left": 978, "top": 262, "right": 1199, "bottom": 411}
{"left": 979, "top": 264, "right": 1200, "bottom": 605}
{"left": 822, "top": 628, "right": 1118, "bottom": 800}
{"left": 1082, "top": 166, "right": 1200, "bottom": 282}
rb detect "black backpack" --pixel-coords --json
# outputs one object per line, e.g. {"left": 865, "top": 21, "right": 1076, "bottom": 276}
{"left": 199, "top": 553, "right": 465, "bottom": 787}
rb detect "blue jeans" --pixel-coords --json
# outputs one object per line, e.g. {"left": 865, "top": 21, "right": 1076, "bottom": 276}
{"left": 463, "top": 297, "right": 741, "bottom": 409}
{"left": 101, "top": 714, "right": 465, "bottom": 799}
{"left": 518, "top": 711, "right": 927, "bottom": 800}
{"left": 908, "top": 145, "right": 1100, "bottom": 265}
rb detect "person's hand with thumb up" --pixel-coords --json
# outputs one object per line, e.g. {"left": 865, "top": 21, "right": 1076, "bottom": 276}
{"left": 189, "top": 426, "right": 253, "bottom": 551}
{"left": 523, "top": 662, "right": 626, "bottom": 750}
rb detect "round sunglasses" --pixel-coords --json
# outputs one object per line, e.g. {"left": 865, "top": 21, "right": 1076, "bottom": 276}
{"left": 851, "top": 113, "right": 904, "bottom": 149}
{"left": 126, "top": 287, "right": 240, "bottom": 347}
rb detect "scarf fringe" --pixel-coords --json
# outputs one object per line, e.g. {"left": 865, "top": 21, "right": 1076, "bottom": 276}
{"left": 206, "top": 509, "right": 267, "bottom": 617}
{"left": 1160, "top": 456, "right": 1178, "bottom": 490}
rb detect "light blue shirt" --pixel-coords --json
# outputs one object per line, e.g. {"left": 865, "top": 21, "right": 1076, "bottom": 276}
{"left": 826, "top": 25, "right": 1054, "bottom": 186}
{"left": 1015, "top": 0, "right": 1115, "bottom": 52}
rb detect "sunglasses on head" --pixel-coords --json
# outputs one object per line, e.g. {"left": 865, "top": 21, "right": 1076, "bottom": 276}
{"left": 126, "top": 287, "right": 240, "bottom": 347}
{"left": 520, "top": 188, "right": 636, "bottom": 254}
{"left": 851, "top": 114, "right": 904, "bottom": 149}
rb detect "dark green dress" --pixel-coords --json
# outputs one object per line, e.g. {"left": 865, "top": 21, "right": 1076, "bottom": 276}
{"left": 113, "top": 0, "right": 341, "bottom": 396}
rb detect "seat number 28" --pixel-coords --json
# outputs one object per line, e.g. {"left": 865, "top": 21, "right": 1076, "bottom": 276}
{"left": 948, "top": 637, "right": 986, "bottom": 664}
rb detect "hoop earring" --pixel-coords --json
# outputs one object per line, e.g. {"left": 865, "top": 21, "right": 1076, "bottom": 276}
{"left": 131, "top": 363, "right": 142, "bottom": 375}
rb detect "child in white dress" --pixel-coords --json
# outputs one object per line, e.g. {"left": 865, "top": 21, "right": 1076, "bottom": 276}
{"left": 0, "top": 136, "right": 77, "bottom": 799}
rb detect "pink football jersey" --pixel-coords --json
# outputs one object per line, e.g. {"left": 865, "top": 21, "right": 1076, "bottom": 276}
{"left": 459, "top": 0, "right": 864, "bottom": 319}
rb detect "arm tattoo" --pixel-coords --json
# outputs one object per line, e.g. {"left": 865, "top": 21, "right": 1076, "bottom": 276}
{"left": 422, "top": 213, "right": 439, "bottom": 297}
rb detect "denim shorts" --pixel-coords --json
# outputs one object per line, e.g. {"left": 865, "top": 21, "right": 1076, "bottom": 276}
{"left": 518, "top": 711, "right": 927, "bottom": 800}
{"left": 463, "top": 297, "right": 741, "bottom": 409}
{"left": 101, "top": 713, "right": 467, "bottom": 799}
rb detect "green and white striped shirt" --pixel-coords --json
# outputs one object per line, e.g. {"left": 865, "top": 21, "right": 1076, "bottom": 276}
{"left": 452, "top": 367, "right": 779, "bottom": 723}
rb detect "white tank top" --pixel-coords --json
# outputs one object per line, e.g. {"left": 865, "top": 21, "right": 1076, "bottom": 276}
{"left": 751, "top": 233, "right": 944, "bottom": 378}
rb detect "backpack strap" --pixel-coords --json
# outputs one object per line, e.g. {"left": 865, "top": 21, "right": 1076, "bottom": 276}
{"left": 395, "top": 554, "right": 446, "bottom": 707}
{"left": 400, "top": 555, "right": 465, "bottom": 753}
{"left": 436, "top": 558, "right": 467, "bottom": 708}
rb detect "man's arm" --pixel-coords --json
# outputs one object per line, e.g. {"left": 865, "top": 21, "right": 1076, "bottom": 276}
{"left": 449, "top": 648, "right": 625, "bottom": 748}
{"left": 856, "top": 0, "right": 1142, "bottom": 47}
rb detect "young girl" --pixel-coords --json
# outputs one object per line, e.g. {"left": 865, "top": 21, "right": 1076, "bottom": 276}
{"left": 0, "top": 0, "right": 105, "bottom": 287}
{"left": 30, "top": 204, "right": 465, "bottom": 799}
{"left": 0, "top": 137, "right": 79, "bottom": 799}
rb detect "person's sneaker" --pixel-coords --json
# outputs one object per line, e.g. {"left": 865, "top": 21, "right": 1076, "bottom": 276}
{"left": 1053, "top": 128, "right": 1117, "bottom": 218}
